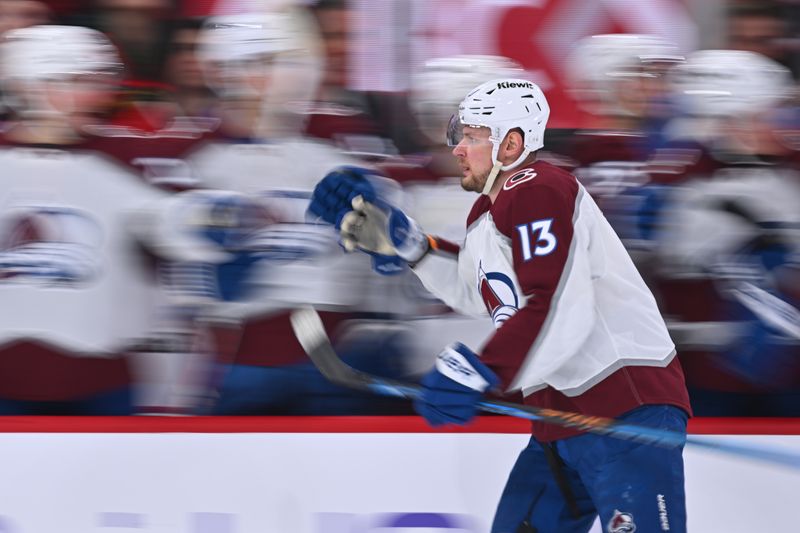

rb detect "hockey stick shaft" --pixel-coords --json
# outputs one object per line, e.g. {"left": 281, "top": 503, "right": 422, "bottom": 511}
{"left": 291, "top": 306, "right": 800, "bottom": 469}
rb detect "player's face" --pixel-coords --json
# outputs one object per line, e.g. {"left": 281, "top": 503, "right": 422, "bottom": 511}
{"left": 452, "top": 126, "right": 493, "bottom": 193}
{"left": 47, "top": 73, "right": 117, "bottom": 122}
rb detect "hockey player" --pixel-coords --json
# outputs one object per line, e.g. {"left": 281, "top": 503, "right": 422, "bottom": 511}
{"left": 0, "top": 24, "right": 216, "bottom": 414}
{"left": 562, "top": 34, "right": 685, "bottom": 256}
{"left": 309, "top": 78, "right": 691, "bottom": 532}
{"left": 381, "top": 55, "right": 527, "bottom": 375}
{"left": 184, "top": 10, "right": 413, "bottom": 415}
{"left": 655, "top": 49, "right": 800, "bottom": 415}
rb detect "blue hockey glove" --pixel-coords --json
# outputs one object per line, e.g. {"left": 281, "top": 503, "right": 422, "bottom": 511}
{"left": 308, "top": 166, "right": 377, "bottom": 228}
{"left": 308, "top": 166, "right": 404, "bottom": 274}
{"left": 413, "top": 343, "right": 500, "bottom": 427}
{"left": 309, "top": 166, "right": 430, "bottom": 272}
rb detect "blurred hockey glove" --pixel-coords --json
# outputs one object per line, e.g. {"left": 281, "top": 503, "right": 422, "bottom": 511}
{"left": 414, "top": 343, "right": 499, "bottom": 427}
{"left": 308, "top": 166, "right": 377, "bottom": 227}
{"left": 308, "top": 166, "right": 430, "bottom": 273}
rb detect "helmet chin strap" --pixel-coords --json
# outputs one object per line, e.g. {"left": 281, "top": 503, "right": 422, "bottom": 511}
{"left": 482, "top": 162, "right": 503, "bottom": 195}
{"left": 481, "top": 144, "right": 532, "bottom": 195}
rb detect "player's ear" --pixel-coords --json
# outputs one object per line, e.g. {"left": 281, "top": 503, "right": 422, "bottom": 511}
{"left": 501, "top": 129, "right": 525, "bottom": 160}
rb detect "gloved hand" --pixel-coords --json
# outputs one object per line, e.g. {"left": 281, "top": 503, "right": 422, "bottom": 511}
{"left": 308, "top": 166, "right": 377, "bottom": 228}
{"left": 413, "top": 343, "right": 500, "bottom": 427}
{"left": 340, "top": 195, "right": 429, "bottom": 264}
{"left": 308, "top": 166, "right": 430, "bottom": 270}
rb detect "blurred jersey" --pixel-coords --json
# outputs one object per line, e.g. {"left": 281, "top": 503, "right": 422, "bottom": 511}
{"left": 81, "top": 119, "right": 217, "bottom": 190}
{"left": 657, "top": 158, "right": 800, "bottom": 395}
{"left": 185, "top": 137, "right": 417, "bottom": 368}
{"left": 0, "top": 141, "right": 174, "bottom": 401}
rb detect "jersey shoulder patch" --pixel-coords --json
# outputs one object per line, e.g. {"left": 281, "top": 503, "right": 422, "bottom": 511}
{"left": 502, "top": 161, "right": 576, "bottom": 193}
{"left": 492, "top": 162, "right": 579, "bottom": 236}
{"left": 503, "top": 168, "right": 538, "bottom": 190}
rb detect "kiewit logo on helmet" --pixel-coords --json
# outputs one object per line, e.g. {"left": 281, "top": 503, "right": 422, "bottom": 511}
{"left": 496, "top": 81, "right": 535, "bottom": 89}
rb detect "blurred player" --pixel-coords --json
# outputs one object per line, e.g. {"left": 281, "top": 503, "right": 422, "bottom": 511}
{"left": 309, "top": 78, "right": 691, "bottom": 532}
{"left": 0, "top": 25, "right": 213, "bottom": 414}
{"left": 185, "top": 9, "right": 413, "bottom": 414}
{"left": 655, "top": 49, "right": 800, "bottom": 415}
{"left": 562, "top": 33, "right": 685, "bottom": 265}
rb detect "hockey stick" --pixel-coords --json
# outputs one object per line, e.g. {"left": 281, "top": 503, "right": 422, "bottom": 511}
{"left": 291, "top": 306, "right": 800, "bottom": 469}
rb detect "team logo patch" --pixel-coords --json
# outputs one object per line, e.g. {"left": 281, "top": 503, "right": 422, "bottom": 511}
{"left": 477, "top": 262, "right": 519, "bottom": 328}
{"left": 503, "top": 169, "right": 537, "bottom": 190}
{"left": 0, "top": 206, "right": 103, "bottom": 285}
{"left": 607, "top": 510, "right": 636, "bottom": 533}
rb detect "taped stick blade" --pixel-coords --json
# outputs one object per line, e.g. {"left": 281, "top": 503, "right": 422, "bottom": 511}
{"left": 290, "top": 306, "right": 369, "bottom": 389}
{"left": 290, "top": 306, "right": 328, "bottom": 356}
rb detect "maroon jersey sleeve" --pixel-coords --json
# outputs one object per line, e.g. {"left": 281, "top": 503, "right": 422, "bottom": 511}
{"left": 480, "top": 174, "right": 579, "bottom": 388}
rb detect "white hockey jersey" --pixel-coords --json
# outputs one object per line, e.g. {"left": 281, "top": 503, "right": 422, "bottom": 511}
{"left": 184, "top": 137, "right": 421, "bottom": 367}
{"left": 186, "top": 136, "right": 417, "bottom": 316}
{"left": 0, "top": 147, "right": 178, "bottom": 354}
{"left": 411, "top": 160, "right": 677, "bottom": 396}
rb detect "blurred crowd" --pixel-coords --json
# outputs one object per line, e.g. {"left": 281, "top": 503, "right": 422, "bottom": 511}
{"left": 0, "top": 0, "right": 799, "bottom": 417}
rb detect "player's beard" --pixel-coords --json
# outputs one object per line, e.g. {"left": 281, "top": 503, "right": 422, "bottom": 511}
{"left": 461, "top": 168, "right": 488, "bottom": 193}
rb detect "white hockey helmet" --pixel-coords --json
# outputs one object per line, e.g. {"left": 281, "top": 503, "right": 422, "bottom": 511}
{"left": 669, "top": 49, "right": 792, "bottom": 118}
{"left": 566, "top": 33, "right": 683, "bottom": 116}
{"left": 198, "top": 10, "right": 323, "bottom": 98}
{"left": 448, "top": 79, "right": 550, "bottom": 153}
{"left": 199, "top": 12, "right": 296, "bottom": 65}
{"left": 1, "top": 24, "right": 121, "bottom": 81}
{"left": 448, "top": 78, "right": 550, "bottom": 193}
{"left": 197, "top": 9, "right": 323, "bottom": 137}
{"left": 410, "top": 55, "right": 525, "bottom": 144}
{"left": 199, "top": 11, "right": 296, "bottom": 99}
{"left": 0, "top": 24, "right": 122, "bottom": 114}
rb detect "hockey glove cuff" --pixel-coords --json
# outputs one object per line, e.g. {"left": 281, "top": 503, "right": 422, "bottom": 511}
{"left": 414, "top": 343, "right": 500, "bottom": 427}
{"left": 340, "top": 195, "right": 429, "bottom": 265}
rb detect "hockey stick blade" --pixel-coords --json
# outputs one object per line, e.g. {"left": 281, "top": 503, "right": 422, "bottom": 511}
{"left": 291, "top": 306, "right": 800, "bottom": 469}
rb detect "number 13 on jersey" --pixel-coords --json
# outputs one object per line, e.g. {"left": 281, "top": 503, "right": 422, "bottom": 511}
{"left": 516, "top": 219, "right": 557, "bottom": 260}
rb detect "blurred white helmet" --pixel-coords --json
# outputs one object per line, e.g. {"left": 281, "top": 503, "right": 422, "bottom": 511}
{"left": 198, "top": 10, "right": 323, "bottom": 123}
{"left": 1, "top": 24, "right": 121, "bottom": 81}
{"left": 448, "top": 78, "right": 550, "bottom": 193}
{"left": 410, "top": 55, "right": 525, "bottom": 144}
{"left": 199, "top": 12, "right": 297, "bottom": 68}
{"left": 199, "top": 11, "right": 299, "bottom": 100}
{"left": 670, "top": 49, "right": 792, "bottom": 118}
{"left": 566, "top": 33, "right": 683, "bottom": 116}
{"left": 0, "top": 24, "right": 122, "bottom": 115}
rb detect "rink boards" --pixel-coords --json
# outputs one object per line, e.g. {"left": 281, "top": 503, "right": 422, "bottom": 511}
{"left": 0, "top": 416, "right": 795, "bottom": 533}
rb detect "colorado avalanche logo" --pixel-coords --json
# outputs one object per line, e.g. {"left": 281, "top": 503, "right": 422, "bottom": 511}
{"left": 477, "top": 262, "right": 519, "bottom": 327}
{"left": 0, "top": 206, "right": 103, "bottom": 285}
{"left": 607, "top": 510, "right": 636, "bottom": 533}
